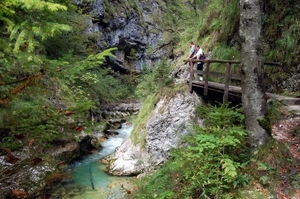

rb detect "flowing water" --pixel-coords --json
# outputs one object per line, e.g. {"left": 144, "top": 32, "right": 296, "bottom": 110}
{"left": 51, "top": 123, "right": 135, "bottom": 199}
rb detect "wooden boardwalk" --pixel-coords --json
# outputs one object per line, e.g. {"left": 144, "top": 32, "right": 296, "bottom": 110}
{"left": 190, "top": 79, "right": 300, "bottom": 105}
{"left": 190, "top": 79, "right": 241, "bottom": 97}
{"left": 184, "top": 58, "right": 300, "bottom": 105}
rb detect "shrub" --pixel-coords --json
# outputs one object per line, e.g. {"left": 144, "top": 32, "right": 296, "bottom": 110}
{"left": 134, "top": 103, "right": 249, "bottom": 199}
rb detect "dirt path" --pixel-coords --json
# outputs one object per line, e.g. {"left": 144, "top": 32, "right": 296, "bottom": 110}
{"left": 271, "top": 113, "right": 300, "bottom": 199}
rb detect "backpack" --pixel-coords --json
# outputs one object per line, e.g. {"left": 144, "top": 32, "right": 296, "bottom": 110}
{"left": 200, "top": 52, "right": 206, "bottom": 60}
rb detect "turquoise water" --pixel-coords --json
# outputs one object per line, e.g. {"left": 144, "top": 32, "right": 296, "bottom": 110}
{"left": 52, "top": 123, "right": 134, "bottom": 199}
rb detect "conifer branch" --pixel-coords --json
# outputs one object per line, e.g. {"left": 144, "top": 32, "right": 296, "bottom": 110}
{"left": 0, "top": 73, "right": 42, "bottom": 105}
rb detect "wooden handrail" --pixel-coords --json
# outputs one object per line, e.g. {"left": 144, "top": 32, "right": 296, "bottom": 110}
{"left": 184, "top": 59, "right": 282, "bottom": 66}
{"left": 184, "top": 59, "right": 282, "bottom": 101}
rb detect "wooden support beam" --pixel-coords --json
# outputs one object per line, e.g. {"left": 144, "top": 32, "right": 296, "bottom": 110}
{"left": 204, "top": 62, "right": 210, "bottom": 96}
{"left": 224, "top": 62, "right": 231, "bottom": 102}
{"left": 189, "top": 61, "right": 193, "bottom": 93}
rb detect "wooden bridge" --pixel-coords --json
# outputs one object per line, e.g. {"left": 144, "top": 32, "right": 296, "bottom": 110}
{"left": 184, "top": 59, "right": 300, "bottom": 105}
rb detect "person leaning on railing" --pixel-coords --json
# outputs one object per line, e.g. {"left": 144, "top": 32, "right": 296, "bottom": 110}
{"left": 192, "top": 45, "right": 204, "bottom": 81}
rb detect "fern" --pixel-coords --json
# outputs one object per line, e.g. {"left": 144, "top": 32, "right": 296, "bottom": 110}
{"left": 13, "top": 29, "right": 27, "bottom": 52}
{"left": 135, "top": 103, "right": 249, "bottom": 199}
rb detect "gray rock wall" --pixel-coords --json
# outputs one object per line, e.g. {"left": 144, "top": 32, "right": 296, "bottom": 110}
{"left": 105, "top": 90, "right": 202, "bottom": 176}
{"left": 79, "top": 0, "right": 166, "bottom": 72}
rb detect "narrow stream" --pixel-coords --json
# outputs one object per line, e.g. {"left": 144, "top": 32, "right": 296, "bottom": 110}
{"left": 51, "top": 123, "right": 134, "bottom": 199}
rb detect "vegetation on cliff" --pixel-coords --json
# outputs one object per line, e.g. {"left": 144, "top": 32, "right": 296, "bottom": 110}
{"left": 172, "top": 0, "right": 299, "bottom": 94}
{"left": 0, "top": 0, "right": 299, "bottom": 197}
{"left": 131, "top": 103, "right": 299, "bottom": 198}
{"left": 0, "top": 0, "right": 134, "bottom": 147}
{"left": 0, "top": 1, "right": 134, "bottom": 196}
{"left": 130, "top": 0, "right": 300, "bottom": 198}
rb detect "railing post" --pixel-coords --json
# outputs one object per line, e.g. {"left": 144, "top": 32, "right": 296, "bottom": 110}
{"left": 189, "top": 61, "right": 194, "bottom": 93}
{"left": 224, "top": 62, "right": 231, "bottom": 102}
{"left": 204, "top": 62, "right": 210, "bottom": 96}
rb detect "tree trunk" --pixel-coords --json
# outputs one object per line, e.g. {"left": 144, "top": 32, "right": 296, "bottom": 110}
{"left": 239, "top": 0, "right": 270, "bottom": 148}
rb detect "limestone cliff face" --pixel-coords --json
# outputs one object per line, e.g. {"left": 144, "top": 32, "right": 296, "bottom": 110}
{"left": 105, "top": 88, "right": 202, "bottom": 176}
{"left": 76, "top": 0, "right": 166, "bottom": 72}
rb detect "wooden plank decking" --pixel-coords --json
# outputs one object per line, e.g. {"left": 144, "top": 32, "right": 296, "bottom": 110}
{"left": 191, "top": 80, "right": 241, "bottom": 97}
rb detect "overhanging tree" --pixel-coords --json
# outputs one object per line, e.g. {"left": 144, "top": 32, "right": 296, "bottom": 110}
{"left": 0, "top": 0, "right": 118, "bottom": 144}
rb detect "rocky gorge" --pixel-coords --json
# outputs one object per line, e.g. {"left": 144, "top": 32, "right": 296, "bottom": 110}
{"left": 1, "top": 0, "right": 300, "bottom": 198}
{"left": 0, "top": 1, "right": 173, "bottom": 197}
{"left": 0, "top": 100, "right": 142, "bottom": 198}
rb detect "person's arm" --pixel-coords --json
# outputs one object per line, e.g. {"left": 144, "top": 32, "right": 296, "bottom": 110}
{"left": 194, "top": 50, "right": 200, "bottom": 59}
{"left": 192, "top": 52, "right": 197, "bottom": 59}
{"left": 192, "top": 49, "right": 201, "bottom": 59}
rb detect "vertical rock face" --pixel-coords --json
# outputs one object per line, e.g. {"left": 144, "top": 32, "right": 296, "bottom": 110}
{"left": 77, "top": 0, "right": 166, "bottom": 72}
{"left": 105, "top": 90, "right": 202, "bottom": 176}
{"left": 145, "top": 92, "right": 201, "bottom": 165}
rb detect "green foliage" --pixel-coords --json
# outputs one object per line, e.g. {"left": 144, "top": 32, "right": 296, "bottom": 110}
{"left": 80, "top": 67, "right": 133, "bottom": 103}
{"left": 196, "top": 102, "right": 244, "bottom": 128}
{"left": 0, "top": 0, "right": 134, "bottom": 150}
{"left": 59, "top": 47, "right": 118, "bottom": 101}
{"left": 210, "top": 19, "right": 222, "bottom": 31}
{"left": 102, "top": 0, "right": 140, "bottom": 24}
{"left": 134, "top": 103, "right": 249, "bottom": 199}
{"left": 191, "top": 0, "right": 239, "bottom": 51}
{"left": 102, "top": 0, "right": 114, "bottom": 23}
{"left": 44, "top": 13, "right": 101, "bottom": 59}
{"left": 135, "top": 59, "right": 173, "bottom": 99}
{"left": 257, "top": 100, "right": 283, "bottom": 134}
{"left": 1, "top": 0, "right": 72, "bottom": 54}
{"left": 213, "top": 44, "right": 240, "bottom": 61}
{"left": 263, "top": 0, "right": 300, "bottom": 73}
{"left": 257, "top": 162, "right": 276, "bottom": 185}
{"left": 174, "top": 0, "right": 241, "bottom": 66}
{"left": 174, "top": 0, "right": 299, "bottom": 94}
{"left": 243, "top": 139, "right": 300, "bottom": 196}
{"left": 177, "top": 0, "right": 299, "bottom": 88}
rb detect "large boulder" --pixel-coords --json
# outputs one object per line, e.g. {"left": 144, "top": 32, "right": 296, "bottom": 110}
{"left": 104, "top": 90, "right": 202, "bottom": 176}
{"left": 0, "top": 134, "right": 99, "bottom": 199}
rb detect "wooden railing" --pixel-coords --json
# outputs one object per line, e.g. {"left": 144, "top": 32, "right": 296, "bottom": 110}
{"left": 184, "top": 58, "right": 282, "bottom": 101}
